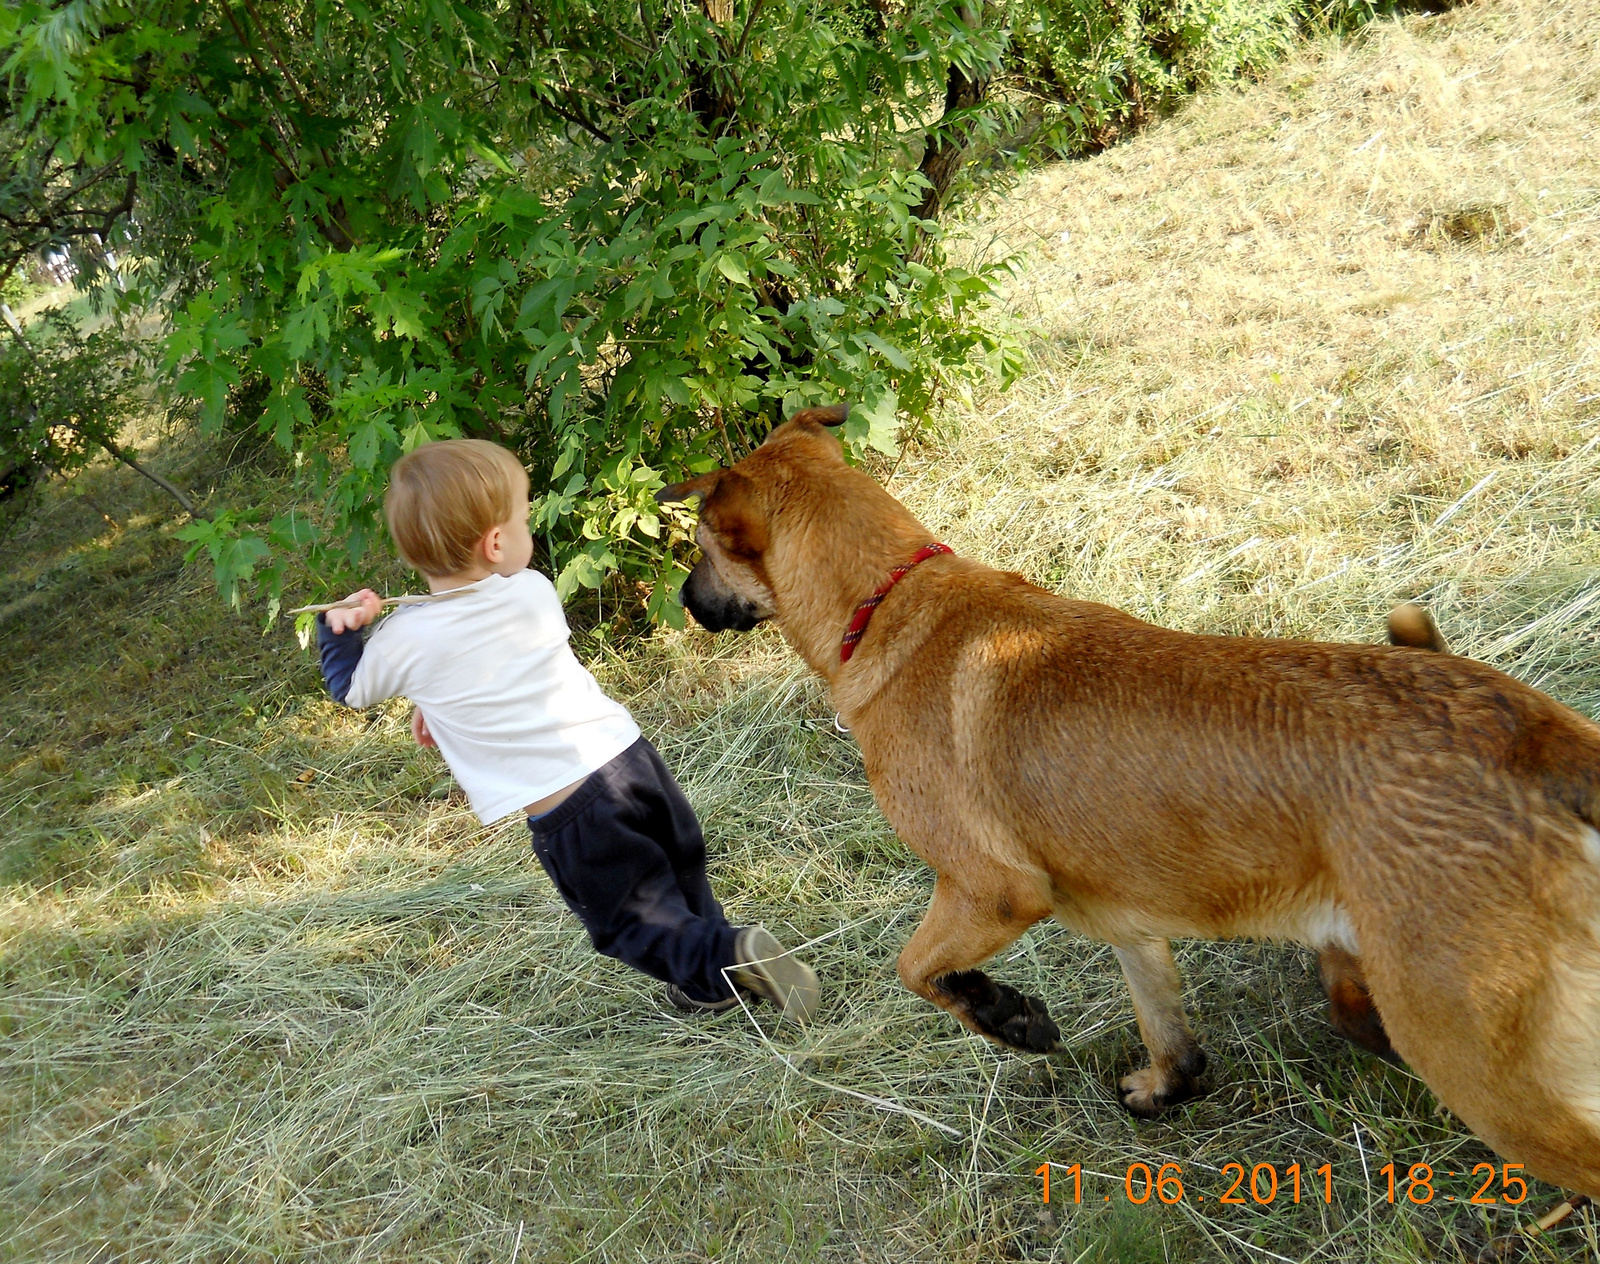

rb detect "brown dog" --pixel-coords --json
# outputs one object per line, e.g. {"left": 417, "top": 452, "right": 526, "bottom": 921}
{"left": 660, "top": 405, "right": 1600, "bottom": 1197}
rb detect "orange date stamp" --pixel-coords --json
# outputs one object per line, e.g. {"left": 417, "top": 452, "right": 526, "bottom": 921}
{"left": 1033, "top": 1160, "right": 1532, "bottom": 1207}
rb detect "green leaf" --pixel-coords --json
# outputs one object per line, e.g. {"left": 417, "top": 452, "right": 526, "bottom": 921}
{"left": 755, "top": 171, "right": 822, "bottom": 205}
{"left": 850, "top": 389, "right": 901, "bottom": 457}
{"left": 348, "top": 417, "right": 397, "bottom": 470}
{"left": 856, "top": 332, "right": 912, "bottom": 372}
{"left": 180, "top": 359, "right": 241, "bottom": 431}
{"left": 715, "top": 254, "right": 750, "bottom": 286}
{"left": 261, "top": 387, "right": 312, "bottom": 451}
{"left": 282, "top": 300, "right": 331, "bottom": 359}
{"left": 646, "top": 565, "right": 689, "bottom": 630}
{"left": 555, "top": 543, "right": 618, "bottom": 599}
{"left": 370, "top": 287, "right": 427, "bottom": 340}
{"left": 268, "top": 512, "right": 317, "bottom": 549}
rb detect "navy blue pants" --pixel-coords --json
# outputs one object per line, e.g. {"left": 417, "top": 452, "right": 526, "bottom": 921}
{"left": 528, "top": 738, "right": 741, "bottom": 1004}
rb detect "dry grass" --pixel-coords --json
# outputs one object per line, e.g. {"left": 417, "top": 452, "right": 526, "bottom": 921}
{"left": 5, "top": 1, "right": 1600, "bottom": 1260}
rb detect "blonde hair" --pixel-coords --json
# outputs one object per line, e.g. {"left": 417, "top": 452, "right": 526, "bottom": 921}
{"left": 385, "top": 440, "right": 529, "bottom": 576}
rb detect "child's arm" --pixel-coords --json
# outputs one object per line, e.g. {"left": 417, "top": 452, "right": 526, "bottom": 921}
{"left": 316, "top": 588, "right": 383, "bottom": 705}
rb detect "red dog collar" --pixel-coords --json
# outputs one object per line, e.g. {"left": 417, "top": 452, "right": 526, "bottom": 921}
{"left": 839, "top": 543, "right": 953, "bottom": 663}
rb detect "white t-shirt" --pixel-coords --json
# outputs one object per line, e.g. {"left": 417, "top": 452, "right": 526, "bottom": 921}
{"left": 345, "top": 570, "right": 641, "bottom": 824}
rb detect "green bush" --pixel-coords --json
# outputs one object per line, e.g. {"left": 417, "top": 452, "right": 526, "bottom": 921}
{"left": 1012, "top": 0, "right": 1411, "bottom": 156}
{"left": 3, "top": 0, "right": 1020, "bottom": 621}
{"left": 0, "top": 268, "right": 40, "bottom": 310}
{"left": 0, "top": 313, "right": 145, "bottom": 507}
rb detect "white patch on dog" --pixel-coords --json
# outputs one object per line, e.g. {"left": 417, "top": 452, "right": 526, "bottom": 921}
{"left": 1296, "top": 901, "right": 1360, "bottom": 955}
{"left": 1539, "top": 937, "right": 1600, "bottom": 1157}
{"left": 1581, "top": 825, "right": 1600, "bottom": 867}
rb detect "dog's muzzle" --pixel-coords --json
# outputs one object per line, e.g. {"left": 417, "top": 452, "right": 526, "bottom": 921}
{"left": 682, "top": 559, "right": 767, "bottom": 633}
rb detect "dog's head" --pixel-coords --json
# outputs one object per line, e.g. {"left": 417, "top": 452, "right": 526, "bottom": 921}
{"left": 656, "top": 404, "right": 851, "bottom": 633}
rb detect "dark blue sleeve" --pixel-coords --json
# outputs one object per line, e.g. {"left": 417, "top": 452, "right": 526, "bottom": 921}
{"left": 316, "top": 613, "right": 366, "bottom": 705}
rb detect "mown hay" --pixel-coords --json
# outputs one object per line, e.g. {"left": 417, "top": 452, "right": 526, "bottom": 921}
{"left": 4, "top": 1, "right": 1600, "bottom": 1259}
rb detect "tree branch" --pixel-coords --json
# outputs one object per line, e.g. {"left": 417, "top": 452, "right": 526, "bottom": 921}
{"left": 734, "top": 0, "right": 768, "bottom": 61}
{"left": 220, "top": 3, "right": 310, "bottom": 179}
{"left": 0, "top": 158, "right": 140, "bottom": 286}
{"left": 97, "top": 170, "right": 139, "bottom": 239}
{"left": 1, "top": 312, "right": 206, "bottom": 521}
{"left": 542, "top": 95, "right": 615, "bottom": 144}
{"left": 608, "top": 23, "right": 654, "bottom": 58}
{"left": 95, "top": 432, "right": 210, "bottom": 521}
{"left": 239, "top": 0, "right": 339, "bottom": 169}
{"left": 687, "top": 0, "right": 739, "bottom": 135}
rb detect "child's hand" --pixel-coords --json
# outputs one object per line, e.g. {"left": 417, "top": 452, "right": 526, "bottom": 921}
{"left": 324, "top": 589, "right": 382, "bottom": 634}
{"left": 411, "top": 707, "right": 437, "bottom": 748}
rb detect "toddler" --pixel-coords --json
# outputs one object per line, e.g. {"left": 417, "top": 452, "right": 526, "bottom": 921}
{"left": 316, "top": 439, "right": 820, "bottom": 1019}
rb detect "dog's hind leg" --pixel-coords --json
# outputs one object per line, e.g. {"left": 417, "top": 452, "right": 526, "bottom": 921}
{"left": 899, "top": 872, "right": 1061, "bottom": 1054}
{"left": 1318, "top": 946, "right": 1400, "bottom": 1063}
{"left": 1113, "top": 940, "right": 1207, "bottom": 1118}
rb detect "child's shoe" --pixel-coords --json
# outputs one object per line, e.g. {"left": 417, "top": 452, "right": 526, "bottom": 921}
{"left": 663, "top": 983, "right": 745, "bottom": 1014}
{"left": 729, "top": 926, "right": 821, "bottom": 1023}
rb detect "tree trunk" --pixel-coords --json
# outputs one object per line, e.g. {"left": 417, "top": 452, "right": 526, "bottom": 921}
{"left": 911, "top": 6, "right": 989, "bottom": 251}
{"left": 688, "top": 0, "right": 738, "bottom": 134}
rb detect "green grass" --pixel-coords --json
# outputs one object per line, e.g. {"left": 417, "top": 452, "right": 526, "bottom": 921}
{"left": 6, "top": 0, "right": 1600, "bottom": 1259}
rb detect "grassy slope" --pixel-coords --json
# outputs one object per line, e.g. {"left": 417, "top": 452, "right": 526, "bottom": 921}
{"left": 4, "top": 2, "right": 1600, "bottom": 1260}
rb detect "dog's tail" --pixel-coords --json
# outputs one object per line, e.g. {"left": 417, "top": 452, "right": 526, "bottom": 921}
{"left": 1387, "top": 602, "right": 1451, "bottom": 654}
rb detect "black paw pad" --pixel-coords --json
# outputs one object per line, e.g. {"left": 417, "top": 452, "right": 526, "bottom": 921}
{"left": 935, "top": 970, "right": 1061, "bottom": 1053}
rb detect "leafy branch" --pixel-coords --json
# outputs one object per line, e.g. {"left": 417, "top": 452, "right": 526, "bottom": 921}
{"left": 3, "top": 0, "right": 1020, "bottom": 622}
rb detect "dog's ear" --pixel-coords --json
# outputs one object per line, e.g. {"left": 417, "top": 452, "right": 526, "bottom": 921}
{"left": 701, "top": 470, "right": 768, "bottom": 560}
{"left": 655, "top": 471, "right": 768, "bottom": 558}
{"left": 761, "top": 402, "right": 850, "bottom": 456}
{"left": 787, "top": 403, "right": 849, "bottom": 428}
{"left": 656, "top": 472, "right": 722, "bottom": 507}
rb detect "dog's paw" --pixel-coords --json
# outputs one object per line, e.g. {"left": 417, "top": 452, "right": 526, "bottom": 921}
{"left": 935, "top": 970, "right": 1061, "bottom": 1053}
{"left": 1117, "top": 1049, "right": 1207, "bottom": 1118}
{"left": 984, "top": 988, "right": 1061, "bottom": 1053}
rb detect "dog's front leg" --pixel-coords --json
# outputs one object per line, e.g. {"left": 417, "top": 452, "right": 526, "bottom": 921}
{"left": 898, "top": 874, "right": 1060, "bottom": 1053}
{"left": 1113, "top": 940, "right": 1207, "bottom": 1117}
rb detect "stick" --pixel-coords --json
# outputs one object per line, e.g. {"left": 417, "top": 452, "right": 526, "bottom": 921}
{"left": 286, "top": 590, "right": 471, "bottom": 616}
{"left": 1524, "top": 1194, "right": 1591, "bottom": 1238}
